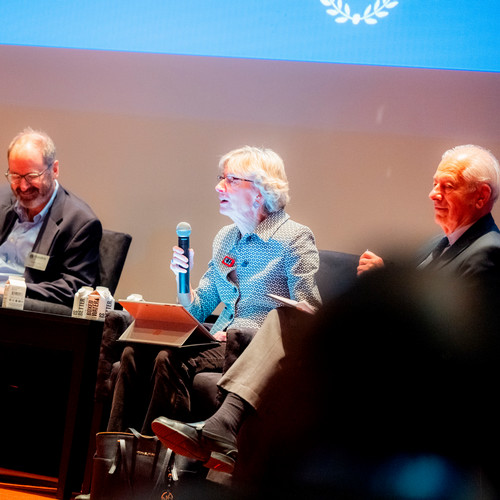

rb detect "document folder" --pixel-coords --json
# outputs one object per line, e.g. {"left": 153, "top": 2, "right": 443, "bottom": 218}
{"left": 118, "top": 301, "right": 217, "bottom": 348}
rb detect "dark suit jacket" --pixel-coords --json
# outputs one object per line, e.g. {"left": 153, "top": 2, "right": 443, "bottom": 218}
{"left": 0, "top": 184, "right": 102, "bottom": 306}
{"left": 418, "top": 213, "right": 500, "bottom": 290}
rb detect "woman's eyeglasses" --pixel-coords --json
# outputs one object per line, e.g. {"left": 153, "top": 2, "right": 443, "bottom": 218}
{"left": 217, "top": 174, "right": 254, "bottom": 186}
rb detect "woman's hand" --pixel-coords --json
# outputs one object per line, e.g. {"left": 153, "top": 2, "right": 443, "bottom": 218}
{"left": 213, "top": 331, "right": 227, "bottom": 342}
{"left": 170, "top": 245, "right": 194, "bottom": 276}
{"left": 357, "top": 250, "right": 385, "bottom": 276}
{"left": 171, "top": 245, "right": 195, "bottom": 307}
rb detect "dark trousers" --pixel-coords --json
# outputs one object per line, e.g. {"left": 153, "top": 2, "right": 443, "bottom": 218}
{"left": 107, "top": 343, "right": 225, "bottom": 434}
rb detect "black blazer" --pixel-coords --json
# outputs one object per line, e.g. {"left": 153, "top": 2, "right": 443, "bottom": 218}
{"left": 0, "top": 184, "right": 102, "bottom": 306}
{"left": 418, "top": 213, "right": 500, "bottom": 289}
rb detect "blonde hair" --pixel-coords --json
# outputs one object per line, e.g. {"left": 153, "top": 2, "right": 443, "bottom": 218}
{"left": 219, "top": 146, "right": 290, "bottom": 213}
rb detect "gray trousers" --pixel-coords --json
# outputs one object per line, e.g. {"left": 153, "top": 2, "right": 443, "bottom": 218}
{"left": 218, "top": 307, "right": 311, "bottom": 410}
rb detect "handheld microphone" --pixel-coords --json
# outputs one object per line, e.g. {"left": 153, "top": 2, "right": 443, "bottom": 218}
{"left": 176, "top": 222, "right": 191, "bottom": 294}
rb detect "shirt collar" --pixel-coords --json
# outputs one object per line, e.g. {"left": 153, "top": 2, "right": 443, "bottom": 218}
{"left": 14, "top": 180, "right": 59, "bottom": 223}
{"left": 245, "top": 209, "right": 289, "bottom": 242}
{"left": 446, "top": 221, "right": 474, "bottom": 247}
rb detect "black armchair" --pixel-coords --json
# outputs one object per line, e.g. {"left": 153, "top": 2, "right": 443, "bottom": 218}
{"left": 316, "top": 249, "right": 360, "bottom": 303}
{"left": 98, "top": 229, "right": 132, "bottom": 296}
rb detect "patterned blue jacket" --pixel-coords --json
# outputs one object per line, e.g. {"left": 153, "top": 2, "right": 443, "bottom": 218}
{"left": 186, "top": 210, "right": 321, "bottom": 333}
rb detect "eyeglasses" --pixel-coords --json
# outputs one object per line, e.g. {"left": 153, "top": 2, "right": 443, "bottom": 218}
{"left": 217, "top": 174, "right": 254, "bottom": 186}
{"left": 5, "top": 166, "right": 51, "bottom": 184}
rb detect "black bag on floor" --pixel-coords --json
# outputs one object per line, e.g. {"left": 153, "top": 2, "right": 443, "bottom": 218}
{"left": 90, "top": 428, "right": 176, "bottom": 500}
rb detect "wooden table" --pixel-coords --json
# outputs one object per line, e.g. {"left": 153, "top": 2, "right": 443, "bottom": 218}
{"left": 0, "top": 307, "right": 103, "bottom": 500}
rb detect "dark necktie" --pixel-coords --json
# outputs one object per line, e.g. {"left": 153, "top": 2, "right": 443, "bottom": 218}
{"left": 418, "top": 236, "right": 450, "bottom": 269}
{"left": 431, "top": 236, "right": 450, "bottom": 260}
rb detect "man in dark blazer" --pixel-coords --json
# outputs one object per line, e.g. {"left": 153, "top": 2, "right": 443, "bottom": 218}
{"left": 0, "top": 128, "right": 102, "bottom": 307}
{"left": 358, "top": 144, "right": 500, "bottom": 286}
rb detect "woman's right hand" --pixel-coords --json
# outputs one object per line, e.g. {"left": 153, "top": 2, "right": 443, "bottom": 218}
{"left": 170, "top": 245, "right": 194, "bottom": 276}
{"left": 213, "top": 331, "right": 227, "bottom": 342}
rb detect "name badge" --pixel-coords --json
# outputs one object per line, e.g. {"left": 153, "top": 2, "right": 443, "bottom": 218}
{"left": 25, "top": 252, "right": 50, "bottom": 271}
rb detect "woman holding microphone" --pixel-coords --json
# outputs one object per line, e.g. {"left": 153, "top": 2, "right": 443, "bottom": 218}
{"left": 107, "top": 146, "right": 321, "bottom": 436}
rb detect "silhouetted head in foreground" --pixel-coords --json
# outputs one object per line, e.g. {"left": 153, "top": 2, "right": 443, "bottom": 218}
{"left": 233, "top": 264, "right": 500, "bottom": 499}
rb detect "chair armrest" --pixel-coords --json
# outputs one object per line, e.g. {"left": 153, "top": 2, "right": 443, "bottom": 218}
{"left": 94, "top": 309, "right": 133, "bottom": 401}
{"left": 0, "top": 296, "right": 73, "bottom": 316}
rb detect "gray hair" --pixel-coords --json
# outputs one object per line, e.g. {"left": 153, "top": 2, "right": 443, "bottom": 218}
{"left": 441, "top": 144, "right": 500, "bottom": 206}
{"left": 219, "top": 146, "right": 290, "bottom": 213}
{"left": 7, "top": 127, "right": 57, "bottom": 168}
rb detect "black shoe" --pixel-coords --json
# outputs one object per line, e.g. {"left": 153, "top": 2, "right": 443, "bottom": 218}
{"left": 152, "top": 417, "right": 237, "bottom": 474}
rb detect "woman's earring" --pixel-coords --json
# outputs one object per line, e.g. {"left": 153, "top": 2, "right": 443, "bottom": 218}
{"left": 253, "top": 200, "right": 260, "bottom": 209}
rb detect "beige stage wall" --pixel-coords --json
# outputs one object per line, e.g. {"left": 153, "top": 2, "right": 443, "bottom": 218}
{"left": 1, "top": 45, "right": 499, "bottom": 303}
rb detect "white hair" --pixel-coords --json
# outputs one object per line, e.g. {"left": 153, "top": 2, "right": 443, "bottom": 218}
{"left": 442, "top": 144, "right": 500, "bottom": 205}
{"left": 219, "top": 146, "right": 290, "bottom": 213}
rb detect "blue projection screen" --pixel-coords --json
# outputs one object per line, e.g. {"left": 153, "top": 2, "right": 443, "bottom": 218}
{"left": 0, "top": 0, "right": 499, "bottom": 72}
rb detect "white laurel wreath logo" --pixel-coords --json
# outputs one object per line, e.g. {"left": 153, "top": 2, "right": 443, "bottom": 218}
{"left": 320, "top": 0, "right": 399, "bottom": 25}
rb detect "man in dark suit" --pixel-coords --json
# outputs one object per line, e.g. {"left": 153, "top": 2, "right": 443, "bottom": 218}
{"left": 358, "top": 144, "right": 500, "bottom": 284}
{"left": 0, "top": 128, "right": 102, "bottom": 307}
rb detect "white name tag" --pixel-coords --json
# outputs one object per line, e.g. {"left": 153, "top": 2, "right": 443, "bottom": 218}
{"left": 25, "top": 252, "right": 50, "bottom": 271}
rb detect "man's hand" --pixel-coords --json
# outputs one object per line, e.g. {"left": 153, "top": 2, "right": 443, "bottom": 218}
{"left": 357, "top": 250, "right": 385, "bottom": 276}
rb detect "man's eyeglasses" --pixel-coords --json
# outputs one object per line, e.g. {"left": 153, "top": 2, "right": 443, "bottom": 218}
{"left": 5, "top": 166, "right": 51, "bottom": 184}
{"left": 217, "top": 174, "right": 254, "bottom": 186}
